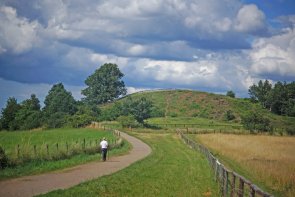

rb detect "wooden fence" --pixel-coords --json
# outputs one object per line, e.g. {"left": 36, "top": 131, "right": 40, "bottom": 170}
{"left": 10, "top": 130, "right": 122, "bottom": 162}
{"left": 178, "top": 130, "right": 273, "bottom": 197}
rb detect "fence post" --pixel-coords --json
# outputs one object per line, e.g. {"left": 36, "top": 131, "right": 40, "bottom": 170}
{"left": 221, "top": 167, "right": 225, "bottom": 196}
{"left": 17, "top": 144, "right": 20, "bottom": 158}
{"left": 224, "top": 170, "right": 229, "bottom": 197}
{"left": 231, "top": 173, "right": 236, "bottom": 197}
{"left": 46, "top": 144, "right": 49, "bottom": 156}
{"left": 56, "top": 143, "right": 59, "bottom": 152}
{"left": 83, "top": 138, "right": 86, "bottom": 150}
{"left": 34, "top": 145, "right": 37, "bottom": 157}
{"left": 238, "top": 177, "right": 244, "bottom": 197}
{"left": 250, "top": 185, "right": 255, "bottom": 197}
{"left": 215, "top": 160, "right": 220, "bottom": 181}
{"left": 66, "top": 142, "right": 69, "bottom": 153}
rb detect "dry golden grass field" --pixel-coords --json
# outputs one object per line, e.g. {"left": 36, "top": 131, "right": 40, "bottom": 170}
{"left": 195, "top": 134, "right": 295, "bottom": 197}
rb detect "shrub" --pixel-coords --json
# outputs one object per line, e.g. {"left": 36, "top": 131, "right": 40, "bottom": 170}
{"left": 0, "top": 146, "right": 8, "bottom": 169}
{"left": 286, "top": 127, "right": 295, "bottom": 136}
{"left": 241, "top": 112, "right": 272, "bottom": 132}
{"left": 117, "top": 115, "right": 139, "bottom": 128}
{"left": 224, "top": 110, "right": 235, "bottom": 121}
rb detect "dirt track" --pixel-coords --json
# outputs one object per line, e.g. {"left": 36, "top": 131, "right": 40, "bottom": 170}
{"left": 0, "top": 132, "right": 151, "bottom": 197}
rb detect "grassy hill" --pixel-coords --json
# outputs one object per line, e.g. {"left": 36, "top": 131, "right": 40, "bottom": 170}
{"left": 105, "top": 89, "right": 295, "bottom": 131}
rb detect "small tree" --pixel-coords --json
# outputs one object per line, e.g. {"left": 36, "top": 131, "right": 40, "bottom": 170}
{"left": 117, "top": 115, "right": 139, "bottom": 128}
{"left": 0, "top": 146, "right": 8, "bottom": 169}
{"left": 0, "top": 97, "right": 20, "bottom": 131}
{"left": 226, "top": 91, "right": 235, "bottom": 98}
{"left": 131, "top": 97, "right": 153, "bottom": 124}
{"left": 15, "top": 94, "right": 42, "bottom": 130}
{"left": 241, "top": 112, "right": 271, "bottom": 132}
{"left": 224, "top": 110, "right": 235, "bottom": 121}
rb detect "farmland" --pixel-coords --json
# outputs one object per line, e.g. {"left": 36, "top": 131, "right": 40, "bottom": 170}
{"left": 194, "top": 133, "right": 295, "bottom": 197}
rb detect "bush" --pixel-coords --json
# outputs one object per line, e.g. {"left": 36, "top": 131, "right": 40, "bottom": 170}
{"left": 241, "top": 112, "right": 272, "bottom": 132}
{"left": 286, "top": 127, "right": 295, "bottom": 136}
{"left": 0, "top": 146, "right": 8, "bottom": 169}
{"left": 224, "top": 110, "right": 235, "bottom": 121}
{"left": 117, "top": 115, "right": 139, "bottom": 128}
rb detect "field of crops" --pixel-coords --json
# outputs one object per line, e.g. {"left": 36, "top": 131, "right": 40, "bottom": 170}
{"left": 194, "top": 133, "right": 295, "bottom": 197}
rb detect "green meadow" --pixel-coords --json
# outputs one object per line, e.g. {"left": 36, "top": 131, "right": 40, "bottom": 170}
{"left": 0, "top": 128, "right": 131, "bottom": 180}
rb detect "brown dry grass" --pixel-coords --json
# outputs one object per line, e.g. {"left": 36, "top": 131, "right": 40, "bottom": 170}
{"left": 195, "top": 134, "right": 295, "bottom": 197}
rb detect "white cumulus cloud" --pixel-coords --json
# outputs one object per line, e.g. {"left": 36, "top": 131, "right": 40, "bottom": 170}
{"left": 234, "top": 4, "right": 266, "bottom": 34}
{"left": 0, "top": 6, "right": 40, "bottom": 54}
{"left": 250, "top": 28, "right": 295, "bottom": 77}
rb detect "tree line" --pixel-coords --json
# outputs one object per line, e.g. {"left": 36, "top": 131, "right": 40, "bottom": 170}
{"left": 249, "top": 80, "right": 295, "bottom": 117}
{"left": 0, "top": 63, "right": 158, "bottom": 131}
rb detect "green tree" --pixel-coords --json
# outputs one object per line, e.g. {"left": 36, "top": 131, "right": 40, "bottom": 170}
{"left": 248, "top": 80, "right": 272, "bottom": 108}
{"left": 82, "top": 63, "right": 127, "bottom": 105}
{"left": 43, "top": 83, "right": 77, "bottom": 128}
{"left": 226, "top": 90, "right": 235, "bottom": 98}
{"left": 241, "top": 112, "right": 271, "bottom": 132}
{"left": 117, "top": 115, "right": 139, "bottom": 128}
{"left": 0, "top": 97, "right": 20, "bottom": 131}
{"left": 43, "top": 83, "right": 77, "bottom": 116}
{"left": 15, "top": 94, "right": 42, "bottom": 130}
{"left": 99, "top": 103, "right": 122, "bottom": 121}
{"left": 131, "top": 97, "right": 153, "bottom": 124}
{"left": 267, "top": 81, "right": 287, "bottom": 115}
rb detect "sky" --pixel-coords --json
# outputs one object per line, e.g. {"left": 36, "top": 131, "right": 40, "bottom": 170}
{"left": 0, "top": 0, "right": 295, "bottom": 109}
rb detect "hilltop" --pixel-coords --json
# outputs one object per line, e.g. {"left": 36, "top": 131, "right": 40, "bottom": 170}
{"left": 108, "top": 89, "right": 295, "bottom": 130}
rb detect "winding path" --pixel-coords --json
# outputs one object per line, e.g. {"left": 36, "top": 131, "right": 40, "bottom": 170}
{"left": 0, "top": 132, "right": 151, "bottom": 197}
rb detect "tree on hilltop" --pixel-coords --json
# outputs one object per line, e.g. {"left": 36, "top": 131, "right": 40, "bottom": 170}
{"left": 82, "top": 63, "right": 127, "bottom": 105}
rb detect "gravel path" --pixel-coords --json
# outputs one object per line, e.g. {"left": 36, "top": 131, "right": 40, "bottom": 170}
{"left": 0, "top": 132, "right": 151, "bottom": 197}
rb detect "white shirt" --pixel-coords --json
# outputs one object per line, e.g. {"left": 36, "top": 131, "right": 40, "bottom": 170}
{"left": 100, "top": 140, "right": 108, "bottom": 149}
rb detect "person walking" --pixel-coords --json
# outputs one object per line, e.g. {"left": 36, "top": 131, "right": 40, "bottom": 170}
{"left": 100, "top": 137, "right": 108, "bottom": 161}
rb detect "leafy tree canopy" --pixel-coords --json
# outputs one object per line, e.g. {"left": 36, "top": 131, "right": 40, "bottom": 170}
{"left": 43, "top": 83, "right": 77, "bottom": 116}
{"left": 15, "top": 94, "right": 42, "bottom": 130}
{"left": 226, "top": 90, "right": 235, "bottom": 98}
{"left": 249, "top": 80, "right": 295, "bottom": 116}
{"left": 248, "top": 79, "right": 272, "bottom": 108}
{"left": 82, "top": 63, "right": 127, "bottom": 105}
{"left": 0, "top": 97, "right": 20, "bottom": 130}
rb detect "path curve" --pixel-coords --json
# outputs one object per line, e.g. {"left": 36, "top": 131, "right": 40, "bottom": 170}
{"left": 0, "top": 131, "right": 151, "bottom": 197}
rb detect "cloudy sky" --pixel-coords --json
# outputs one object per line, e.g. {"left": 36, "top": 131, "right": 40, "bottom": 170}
{"left": 0, "top": 0, "right": 295, "bottom": 109}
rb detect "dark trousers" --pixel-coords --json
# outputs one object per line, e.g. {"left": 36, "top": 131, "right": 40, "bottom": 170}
{"left": 101, "top": 148, "right": 108, "bottom": 161}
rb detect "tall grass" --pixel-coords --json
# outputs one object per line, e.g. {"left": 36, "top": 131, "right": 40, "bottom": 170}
{"left": 0, "top": 128, "right": 114, "bottom": 157}
{"left": 40, "top": 131, "right": 219, "bottom": 197}
{"left": 0, "top": 128, "right": 131, "bottom": 180}
{"left": 195, "top": 134, "right": 295, "bottom": 197}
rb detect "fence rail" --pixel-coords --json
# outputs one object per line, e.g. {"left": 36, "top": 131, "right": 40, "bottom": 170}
{"left": 2, "top": 130, "right": 122, "bottom": 166}
{"left": 178, "top": 130, "right": 272, "bottom": 197}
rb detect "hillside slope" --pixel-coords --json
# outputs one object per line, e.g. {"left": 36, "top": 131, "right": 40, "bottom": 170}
{"left": 111, "top": 90, "right": 295, "bottom": 129}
